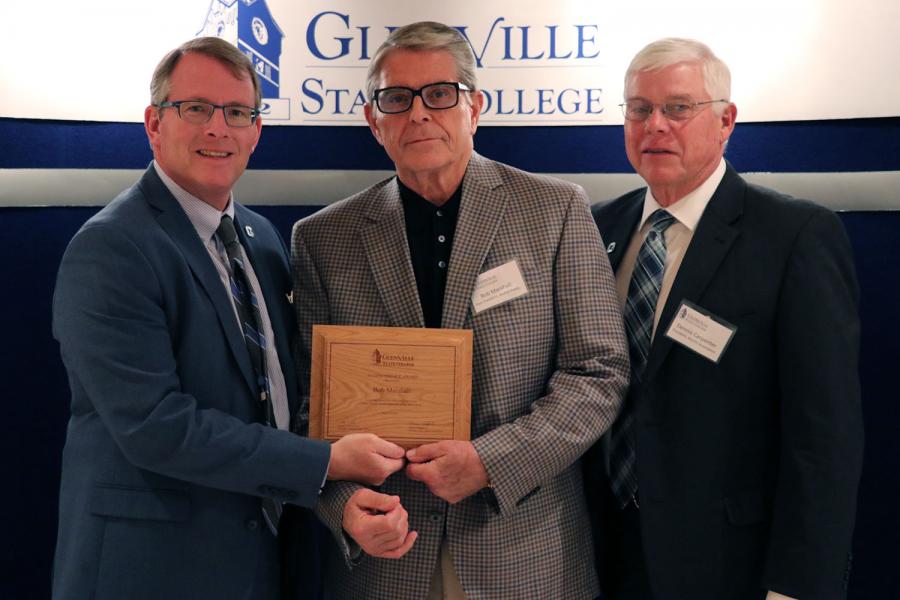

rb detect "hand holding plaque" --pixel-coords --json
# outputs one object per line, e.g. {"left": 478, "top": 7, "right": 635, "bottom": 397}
{"left": 327, "top": 433, "right": 406, "bottom": 485}
{"left": 310, "top": 325, "right": 472, "bottom": 449}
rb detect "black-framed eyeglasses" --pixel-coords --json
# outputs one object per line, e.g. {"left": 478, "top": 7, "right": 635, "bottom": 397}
{"left": 155, "top": 100, "right": 260, "bottom": 127}
{"left": 372, "top": 82, "right": 472, "bottom": 114}
{"left": 619, "top": 98, "right": 729, "bottom": 122}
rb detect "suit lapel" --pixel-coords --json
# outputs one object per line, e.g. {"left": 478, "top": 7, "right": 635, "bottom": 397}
{"left": 441, "top": 154, "right": 509, "bottom": 330}
{"left": 643, "top": 166, "right": 744, "bottom": 380}
{"left": 140, "top": 167, "right": 258, "bottom": 396}
{"left": 234, "top": 205, "right": 300, "bottom": 413}
{"left": 360, "top": 179, "right": 425, "bottom": 328}
{"left": 595, "top": 191, "right": 644, "bottom": 273}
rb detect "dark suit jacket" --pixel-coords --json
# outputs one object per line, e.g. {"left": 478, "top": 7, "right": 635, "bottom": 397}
{"left": 585, "top": 164, "right": 864, "bottom": 600}
{"left": 51, "top": 166, "right": 330, "bottom": 600}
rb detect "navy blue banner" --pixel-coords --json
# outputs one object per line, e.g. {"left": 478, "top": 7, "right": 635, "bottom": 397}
{"left": 3, "top": 117, "right": 899, "bottom": 173}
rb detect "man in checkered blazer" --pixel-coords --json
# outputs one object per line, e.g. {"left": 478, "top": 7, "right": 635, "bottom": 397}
{"left": 291, "top": 21, "right": 629, "bottom": 600}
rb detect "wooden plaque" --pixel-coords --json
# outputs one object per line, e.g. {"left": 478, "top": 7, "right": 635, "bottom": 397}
{"left": 309, "top": 325, "right": 472, "bottom": 448}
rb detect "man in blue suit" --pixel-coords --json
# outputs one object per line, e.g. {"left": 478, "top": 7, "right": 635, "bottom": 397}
{"left": 585, "top": 38, "right": 863, "bottom": 600}
{"left": 51, "top": 37, "right": 413, "bottom": 600}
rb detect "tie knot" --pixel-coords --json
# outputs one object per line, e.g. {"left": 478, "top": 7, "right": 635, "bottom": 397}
{"left": 216, "top": 214, "right": 240, "bottom": 248}
{"left": 647, "top": 209, "right": 675, "bottom": 232}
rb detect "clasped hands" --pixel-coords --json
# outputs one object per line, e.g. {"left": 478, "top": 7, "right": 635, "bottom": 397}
{"left": 327, "top": 434, "right": 490, "bottom": 559}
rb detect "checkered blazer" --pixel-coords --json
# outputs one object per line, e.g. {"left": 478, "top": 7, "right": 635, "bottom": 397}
{"left": 291, "top": 153, "right": 629, "bottom": 600}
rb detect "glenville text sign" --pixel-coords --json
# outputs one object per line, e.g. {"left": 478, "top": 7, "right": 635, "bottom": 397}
{"left": 297, "top": 11, "right": 607, "bottom": 124}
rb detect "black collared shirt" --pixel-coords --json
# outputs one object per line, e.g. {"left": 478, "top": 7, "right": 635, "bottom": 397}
{"left": 399, "top": 178, "right": 462, "bottom": 329}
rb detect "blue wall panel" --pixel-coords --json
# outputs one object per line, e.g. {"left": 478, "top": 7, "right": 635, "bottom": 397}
{"left": 1, "top": 206, "right": 897, "bottom": 599}
{"left": 3, "top": 117, "right": 900, "bottom": 173}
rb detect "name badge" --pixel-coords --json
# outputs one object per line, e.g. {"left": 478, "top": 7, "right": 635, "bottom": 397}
{"left": 471, "top": 260, "right": 529, "bottom": 314}
{"left": 664, "top": 300, "right": 737, "bottom": 363}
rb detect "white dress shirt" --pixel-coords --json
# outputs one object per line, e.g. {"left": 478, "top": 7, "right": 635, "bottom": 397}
{"left": 614, "top": 158, "right": 725, "bottom": 338}
{"left": 153, "top": 162, "right": 290, "bottom": 430}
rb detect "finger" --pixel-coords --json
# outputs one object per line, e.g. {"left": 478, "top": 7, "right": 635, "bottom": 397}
{"left": 362, "top": 520, "right": 401, "bottom": 544}
{"left": 352, "top": 509, "right": 404, "bottom": 545}
{"left": 370, "top": 520, "right": 408, "bottom": 548}
{"left": 355, "top": 490, "right": 401, "bottom": 514}
{"left": 381, "top": 503, "right": 408, "bottom": 531}
{"left": 361, "top": 509, "right": 407, "bottom": 550}
{"left": 368, "top": 436, "right": 406, "bottom": 459}
{"left": 375, "top": 456, "right": 406, "bottom": 475}
{"left": 405, "top": 461, "right": 433, "bottom": 483}
{"left": 378, "top": 531, "right": 418, "bottom": 559}
{"left": 407, "top": 442, "right": 446, "bottom": 463}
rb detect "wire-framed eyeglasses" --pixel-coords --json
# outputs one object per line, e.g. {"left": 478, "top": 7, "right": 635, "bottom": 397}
{"left": 619, "top": 98, "right": 729, "bottom": 122}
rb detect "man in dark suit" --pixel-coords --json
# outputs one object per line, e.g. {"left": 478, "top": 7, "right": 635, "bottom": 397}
{"left": 585, "top": 38, "right": 864, "bottom": 600}
{"left": 51, "top": 37, "right": 409, "bottom": 600}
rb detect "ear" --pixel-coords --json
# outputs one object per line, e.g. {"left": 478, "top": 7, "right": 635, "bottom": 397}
{"left": 468, "top": 90, "right": 484, "bottom": 135}
{"left": 251, "top": 114, "right": 263, "bottom": 152}
{"left": 364, "top": 102, "right": 385, "bottom": 147}
{"left": 144, "top": 105, "right": 161, "bottom": 154}
{"left": 719, "top": 102, "right": 737, "bottom": 144}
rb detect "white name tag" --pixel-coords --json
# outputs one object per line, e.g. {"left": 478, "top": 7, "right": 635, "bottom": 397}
{"left": 471, "top": 260, "right": 529, "bottom": 314}
{"left": 664, "top": 300, "right": 737, "bottom": 363}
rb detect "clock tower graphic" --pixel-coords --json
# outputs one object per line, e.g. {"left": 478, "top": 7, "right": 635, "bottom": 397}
{"left": 198, "top": 0, "right": 290, "bottom": 120}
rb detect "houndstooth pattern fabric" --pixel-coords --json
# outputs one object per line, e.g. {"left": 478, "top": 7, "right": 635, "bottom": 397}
{"left": 291, "top": 153, "right": 630, "bottom": 600}
{"left": 608, "top": 209, "right": 675, "bottom": 508}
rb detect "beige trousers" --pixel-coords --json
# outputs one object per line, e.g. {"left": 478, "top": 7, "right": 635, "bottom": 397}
{"left": 426, "top": 540, "right": 467, "bottom": 600}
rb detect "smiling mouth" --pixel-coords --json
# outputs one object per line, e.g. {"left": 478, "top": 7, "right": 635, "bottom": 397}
{"left": 643, "top": 149, "right": 676, "bottom": 155}
{"left": 197, "top": 149, "right": 232, "bottom": 158}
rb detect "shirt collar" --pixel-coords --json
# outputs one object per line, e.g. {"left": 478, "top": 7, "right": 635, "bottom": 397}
{"left": 398, "top": 177, "right": 463, "bottom": 221}
{"left": 640, "top": 158, "right": 726, "bottom": 232}
{"left": 153, "top": 161, "right": 235, "bottom": 243}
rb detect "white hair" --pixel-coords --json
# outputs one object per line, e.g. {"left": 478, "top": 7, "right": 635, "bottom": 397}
{"left": 625, "top": 37, "right": 731, "bottom": 113}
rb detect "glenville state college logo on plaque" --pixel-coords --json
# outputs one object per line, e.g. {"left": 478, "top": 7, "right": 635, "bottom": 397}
{"left": 198, "top": 0, "right": 291, "bottom": 120}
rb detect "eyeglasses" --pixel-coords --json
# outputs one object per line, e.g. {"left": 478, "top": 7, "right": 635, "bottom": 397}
{"left": 372, "top": 82, "right": 472, "bottom": 114}
{"left": 619, "top": 99, "right": 729, "bottom": 122}
{"left": 155, "top": 100, "right": 260, "bottom": 127}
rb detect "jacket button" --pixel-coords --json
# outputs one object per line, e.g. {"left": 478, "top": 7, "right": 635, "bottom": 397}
{"left": 429, "top": 512, "right": 442, "bottom": 523}
{"left": 246, "top": 518, "right": 260, "bottom": 531}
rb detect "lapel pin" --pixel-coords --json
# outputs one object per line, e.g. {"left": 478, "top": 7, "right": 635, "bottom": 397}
{"left": 606, "top": 241, "right": 616, "bottom": 254}
{"left": 244, "top": 225, "right": 255, "bottom": 238}
{"left": 286, "top": 291, "right": 294, "bottom": 304}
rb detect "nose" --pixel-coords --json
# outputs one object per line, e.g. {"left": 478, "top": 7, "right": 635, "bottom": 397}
{"left": 407, "top": 95, "right": 431, "bottom": 122}
{"left": 204, "top": 107, "right": 231, "bottom": 136}
{"left": 644, "top": 106, "right": 669, "bottom": 133}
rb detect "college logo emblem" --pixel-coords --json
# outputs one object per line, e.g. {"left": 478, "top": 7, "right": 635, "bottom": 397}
{"left": 198, "top": 0, "right": 290, "bottom": 120}
{"left": 251, "top": 17, "right": 269, "bottom": 45}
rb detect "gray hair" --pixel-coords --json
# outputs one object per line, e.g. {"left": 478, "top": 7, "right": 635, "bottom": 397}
{"left": 625, "top": 38, "right": 731, "bottom": 112}
{"left": 150, "top": 37, "right": 261, "bottom": 108}
{"left": 365, "top": 21, "right": 478, "bottom": 106}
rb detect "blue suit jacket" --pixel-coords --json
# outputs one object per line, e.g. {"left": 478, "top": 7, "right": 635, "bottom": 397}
{"left": 585, "top": 164, "right": 864, "bottom": 599}
{"left": 51, "top": 166, "right": 330, "bottom": 600}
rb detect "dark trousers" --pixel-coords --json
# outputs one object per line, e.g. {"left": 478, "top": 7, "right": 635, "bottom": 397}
{"left": 279, "top": 505, "right": 328, "bottom": 600}
{"left": 604, "top": 502, "right": 655, "bottom": 600}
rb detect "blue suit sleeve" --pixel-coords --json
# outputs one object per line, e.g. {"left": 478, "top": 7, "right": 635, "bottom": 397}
{"left": 53, "top": 221, "right": 330, "bottom": 508}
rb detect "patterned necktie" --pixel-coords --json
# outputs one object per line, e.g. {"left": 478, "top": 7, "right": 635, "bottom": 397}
{"left": 216, "top": 214, "right": 283, "bottom": 534}
{"left": 609, "top": 209, "right": 676, "bottom": 508}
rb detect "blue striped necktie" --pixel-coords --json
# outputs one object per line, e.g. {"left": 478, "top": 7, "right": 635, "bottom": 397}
{"left": 609, "top": 209, "right": 676, "bottom": 508}
{"left": 216, "top": 214, "right": 282, "bottom": 534}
